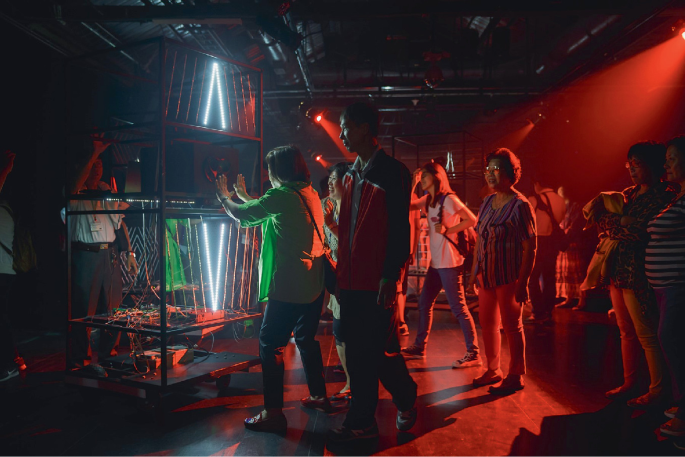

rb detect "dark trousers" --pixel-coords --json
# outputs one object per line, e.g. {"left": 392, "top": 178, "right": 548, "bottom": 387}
{"left": 655, "top": 285, "right": 685, "bottom": 419}
{"left": 0, "top": 273, "right": 16, "bottom": 370}
{"left": 339, "top": 289, "right": 418, "bottom": 429}
{"left": 529, "top": 236, "right": 558, "bottom": 319}
{"left": 69, "top": 248, "right": 122, "bottom": 365}
{"left": 259, "top": 292, "right": 327, "bottom": 409}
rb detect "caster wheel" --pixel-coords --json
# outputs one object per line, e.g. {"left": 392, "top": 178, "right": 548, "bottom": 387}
{"left": 216, "top": 374, "right": 231, "bottom": 390}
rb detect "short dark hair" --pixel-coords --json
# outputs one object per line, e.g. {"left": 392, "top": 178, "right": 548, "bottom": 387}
{"left": 485, "top": 148, "right": 522, "bottom": 185}
{"left": 667, "top": 135, "right": 685, "bottom": 157}
{"left": 627, "top": 141, "right": 666, "bottom": 179}
{"left": 328, "top": 161, "right": 350, "bottom": 181}
{"left": 264, "top": 145, "right": 310, "bottom": 183}
{"left": 340, "top": 102, "right": 379, "bottom": 138}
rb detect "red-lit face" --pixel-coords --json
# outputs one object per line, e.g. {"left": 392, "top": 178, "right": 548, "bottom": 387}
{"left": 328, "top": 171, "right": 344, "bottom": 201}
{"left": 665, "top": 145, "right": 685, "bottom": 183}
{"left": 626, "top": 156, "right": 649, "bottom": 186}
{"left": 85, "top": 159, "right": 103, "bottom": 189}
{"left": 485, "top": 159, "right": 511, "bottom": 190}
{"left": 420, "top": 169, "right": 436, "bottom": 192}
{"left": 339, "top": 117, "right": 367, "bottom": 154}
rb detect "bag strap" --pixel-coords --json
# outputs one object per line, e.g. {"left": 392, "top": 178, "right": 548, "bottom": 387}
{"left": 536, "top": 191, "right": 559, "bottom": 225}
{"left": 287, "top": 186, "right": 327, "bottom": 250}
{"left": 434, "top": 193, "right": 464, "bottom": 251}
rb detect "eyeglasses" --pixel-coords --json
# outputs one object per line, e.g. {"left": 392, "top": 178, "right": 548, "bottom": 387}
{"left": 483, "top": 166, "right": 501, "bottom": 175}
{"left": 625, "top": 160, "right": 644, "bottom": 169}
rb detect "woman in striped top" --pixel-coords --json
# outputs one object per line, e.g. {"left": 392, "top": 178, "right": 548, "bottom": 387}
{"left": 646, "top": 136, "right": 685, "bottom": 437}
{"left": 469, "top": 148, "right": 537, "bottom": 394}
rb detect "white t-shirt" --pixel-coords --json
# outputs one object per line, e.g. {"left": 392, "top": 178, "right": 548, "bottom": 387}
{"left": 68, "top": 182, "right": 124, "bottom": 244}
{"left": 0, "top": 204, "right": 15, "bottom": 275}
{"left": 417, "top": 193, "right": 466, "bottom": 269}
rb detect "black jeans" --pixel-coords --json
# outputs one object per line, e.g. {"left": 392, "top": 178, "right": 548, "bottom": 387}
{"left": 0, "top": 273, "right": 16, "bottom": 370}
{"left": 259, "top": 292, "right": 327, "bottom": 409}
{"left": 339, "top": 289, "right": 418, "bottom": 429}
{"left": 529, "top": 236, "right": 558, "bottom": 319}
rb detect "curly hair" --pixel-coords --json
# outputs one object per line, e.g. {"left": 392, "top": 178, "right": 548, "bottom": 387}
{"left": 484, "top": 148, "right": 522, "bottom": 185}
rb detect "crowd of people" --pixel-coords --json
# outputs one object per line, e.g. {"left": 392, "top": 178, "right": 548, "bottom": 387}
{"left": 1, "top": 99, "right": 683, "bottom": 450}
{"left": 213, "top": 101, "right": 685, "bottom": 448}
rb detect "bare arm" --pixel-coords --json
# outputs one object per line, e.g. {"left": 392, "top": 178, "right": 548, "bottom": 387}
{"left": 515, "top": 236, "right": 537, "bottom": 303}
{"left": 442, "top": 206, "right": 477, "bottom": 235}
{"left": 468, "top": 235, "right": 481, "bottom": 288}
{"left": 0, "top": 151, "right": 16, "bottom": 194}
{"left": 70, "top": 136, "right": 109, "bottom": 194}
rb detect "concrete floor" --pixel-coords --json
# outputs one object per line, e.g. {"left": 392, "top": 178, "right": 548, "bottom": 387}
{"left": 1, "top": 305, "right": 683, "bottom": 456}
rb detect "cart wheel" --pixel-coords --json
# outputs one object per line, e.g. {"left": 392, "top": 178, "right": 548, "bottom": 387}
{"left": 216, "top": 375, "right": 231, "bottom": 390}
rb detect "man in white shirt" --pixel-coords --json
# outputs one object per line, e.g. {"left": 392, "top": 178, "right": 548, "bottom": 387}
{"left": 527, "top": 178, "right": 566, "bottom": 324}
{"left": 67, "top": 137, "right": 137, "bottom": 370}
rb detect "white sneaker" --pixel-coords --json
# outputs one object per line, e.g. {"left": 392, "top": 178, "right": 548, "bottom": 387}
{"left": 452, "top": 352, "right": 482, "bottom": 368}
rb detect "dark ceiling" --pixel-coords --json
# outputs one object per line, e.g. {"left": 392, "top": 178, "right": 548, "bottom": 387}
{"left": 3, "top": 0, "right": 684, "bottom": 158}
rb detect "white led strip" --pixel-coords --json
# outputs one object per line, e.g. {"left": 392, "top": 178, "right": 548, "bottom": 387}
{"left": 203, "top": 62, "right": 227, "bottom": 130}
{"left": 202, "top": 223, "right": 215, "bottom": 310}
{"left": 214, "top": 224, "right": 226, "bottom": 310}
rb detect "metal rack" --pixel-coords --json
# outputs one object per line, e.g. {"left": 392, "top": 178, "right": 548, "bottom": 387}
{"left": 63, "top": 37, "right": 264, "bottom": 403}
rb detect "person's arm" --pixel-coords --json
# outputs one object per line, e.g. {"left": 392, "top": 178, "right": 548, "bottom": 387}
{"left": 513, "top": 199, "right": 538, "bottom": 303}
{"left": 70, "top": 135, "right": 110, "bottom": 195}
{"left": 468, "top": 234, "right": 481, "bottom": 289}
{"left": 379, "top": 164, "right": 411, "bottom": 308}
{"left": 216, "top": 174, "right": 274, "bottom": 226}
{"left": 0, "top": 150, "right": 15, "bottom": 194}
{"left": 120, "top": 220, "right": 139, "bottom": 276}
{"left": 515, "top": 236, "right": 537, "bottom": 303}
{"left": 323, "top": 199, "right": 339, "bottom": 239}
{"left": 437, "top": 203, "right": 477, "bottom": 235}
{"left": 233, "top": 174, "right": 255, "bottom": 202}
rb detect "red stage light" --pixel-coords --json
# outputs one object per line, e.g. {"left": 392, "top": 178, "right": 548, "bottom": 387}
{"left": 315, "top": 114, "right": 323, "bottom": 122}
{"left": 315, "top": 154, "right": 322, "bottom": 161}
{"left": 680, "top": 28, "right": 685, "bottom": 40}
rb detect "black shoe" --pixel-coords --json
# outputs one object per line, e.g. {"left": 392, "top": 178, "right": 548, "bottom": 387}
{"left": 401, "top": 345, "right": 425, "bottom": 357}
{"left": 244, "top": 411, "right": 287, "bottom": 433}
{"left": 327, "top": 423, "right": 379, "bottom": 443}
{"left": 396, "top": 406, "right": 417, "bottom": 431}
{"left": 301, "top": 396, "right": 332, "bottom": 413}
{"left": 489, "top": 376, "right": 524, "bottom": 395}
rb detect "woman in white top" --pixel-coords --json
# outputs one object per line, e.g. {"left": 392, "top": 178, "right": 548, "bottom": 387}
{"left": 322, "top": 162, "right": 351, "bottom": 400}
{"left": 401, "top": 162, "right": 480, "bottom": 368}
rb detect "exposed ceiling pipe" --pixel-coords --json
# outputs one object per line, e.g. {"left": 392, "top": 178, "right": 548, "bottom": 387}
{"left": 283, "top": 12, "right": 314, "bottom": 97}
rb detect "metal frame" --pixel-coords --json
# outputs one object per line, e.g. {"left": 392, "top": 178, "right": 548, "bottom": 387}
{"left": 64, "top": 37, "right": 264, "bottom": 401}
{"left": 392, "top": 131, "right": 484, "bottom": 209}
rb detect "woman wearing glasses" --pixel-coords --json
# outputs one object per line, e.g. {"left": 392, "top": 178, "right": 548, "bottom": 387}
{"left": 600, "top": 142, "right": 676, "bottom": 408}
{"left": 469, "top": 148, "right": 537, "bottom": 394}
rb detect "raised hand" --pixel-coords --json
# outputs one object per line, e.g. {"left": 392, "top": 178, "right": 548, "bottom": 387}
{"left": 1, "top": 150, "right": 16, "bottom": 175}
{"left": 215, "top": 174, "right": 234, "bottom": 201}
{"left": 324, "top": 199, "right": 336, "bottom": 227}
{"left": 91, "top": 132, "right": 111, "bottom": 157}
{"left": 233, "top": 174, "right": 251, "bottom": 202}
{"left": 412, "top": 168, "right": 422, "bottom": 188}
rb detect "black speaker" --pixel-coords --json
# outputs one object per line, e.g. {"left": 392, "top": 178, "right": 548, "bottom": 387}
{"left": 165, "top": 142, "right": 239, "bottom": 195}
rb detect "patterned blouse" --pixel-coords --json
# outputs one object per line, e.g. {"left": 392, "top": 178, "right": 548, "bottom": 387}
{"left": 475, "top": 191, "right": 537, "bottom": 289}
{"left": 597, "top": 182, "right": 677, "bottom": 312}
